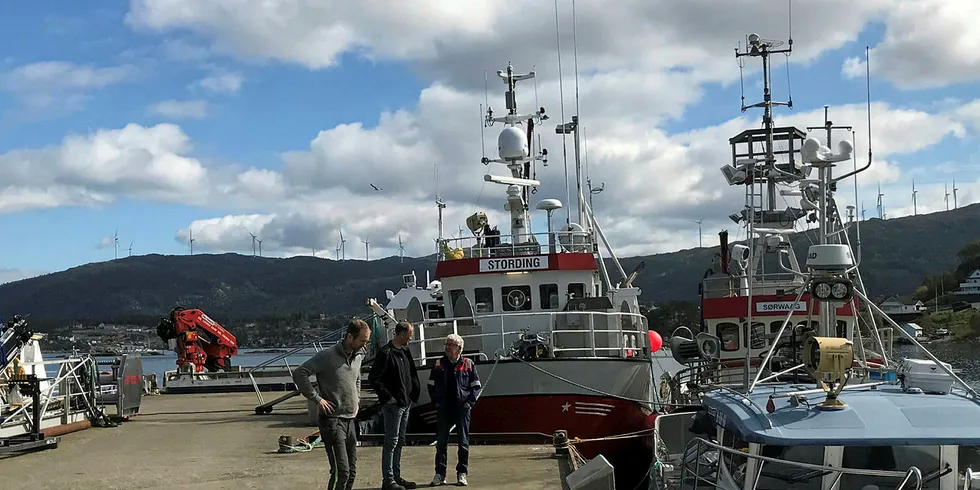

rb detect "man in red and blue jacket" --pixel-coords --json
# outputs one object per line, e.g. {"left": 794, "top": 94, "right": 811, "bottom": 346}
{"left": 427, "top": 334, "right": 481, "bottom": 487}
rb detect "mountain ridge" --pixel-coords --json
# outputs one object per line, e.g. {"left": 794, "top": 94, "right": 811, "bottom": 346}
{"left": 2, "top": 203, "right": 978, "bottom": 327}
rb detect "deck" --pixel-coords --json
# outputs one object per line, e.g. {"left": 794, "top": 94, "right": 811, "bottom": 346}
{"left": 703, "top": 382, "right": 980, "bottom": 446}
{"left": 0, "top": 392, "right": 564, "bottom": 489}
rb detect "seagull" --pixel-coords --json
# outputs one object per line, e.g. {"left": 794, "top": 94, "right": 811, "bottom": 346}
{"left": 370, "top": 183, "right": 382, "bottom": 191}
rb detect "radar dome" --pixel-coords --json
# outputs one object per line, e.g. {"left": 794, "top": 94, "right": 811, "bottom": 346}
{"left": 498, "top": 126, "right": 528, "bottom": 160}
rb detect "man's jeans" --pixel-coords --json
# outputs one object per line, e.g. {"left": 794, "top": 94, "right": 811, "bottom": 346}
{"left": 382, "top": 401, "right": 411, "bottom": 486}
{"left": 319, "top": 415, "right": 357, "bottom": 490}
{"left": 434, "top": 404, "right": 471, "bottom": 477}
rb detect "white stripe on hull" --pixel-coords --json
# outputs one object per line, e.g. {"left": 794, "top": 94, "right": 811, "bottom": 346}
{"left": 413, "top": 357, "right": 681, "bottom": 406}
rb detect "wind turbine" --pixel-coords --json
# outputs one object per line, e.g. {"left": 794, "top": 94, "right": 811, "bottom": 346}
{"left": 693, "top": 218, "right": 703, "bottom": 248}
{"left": 114, "top": 229, "right": 119, "bottom": 260}
{"left": 189, "top": 228, "right": 195, "bottom": 255}
{"left": 363, "top": 237, "right": 370, "bottom": 261}
{"left": 876, "top": 183, "right": 884, "bottom": 219}
{"left": 249, "top": 232, "right": 257, "bottom": 256}
{"left": 339, "top": 228, "right": 346, "bottom": 261}
{"left": 398, "top": 234, "right": 406, "bottom": 263}
{"left": 953, "top": 178, "right": 959, "bottom": 209}
{"left": 128, "top": 241, "right": 133, "bottom": 257}
{"left": 945, "top": 182, "right": 950, "bottom": 211}
{"left": 912, "top": 179, "right": 918, "bottom": 216}
{"left": 861, "top": 201, "right": 866, "bottom": 221}
{"left": 257, "top": 238, "right": 263, "bottom": 257}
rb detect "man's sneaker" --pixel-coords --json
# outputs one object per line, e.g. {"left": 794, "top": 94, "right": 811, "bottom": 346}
{"left": 397, "top": 478, "right": 418, "bottom": 489}
{"left": 383, "top": 483, "right": 406, "bottom": 490}
{"left": 430, "top": 474, "right": 446, "bottom": 486}
{"left": 456, "top": 473, "right": 468, "bottom": 486}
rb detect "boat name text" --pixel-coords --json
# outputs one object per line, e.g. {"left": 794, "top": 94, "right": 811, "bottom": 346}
{"left": 756, "top": 301, "right": 807, "bottom": 313}
{"left": 480, "top": 256, "right": 550, "bottom": 272}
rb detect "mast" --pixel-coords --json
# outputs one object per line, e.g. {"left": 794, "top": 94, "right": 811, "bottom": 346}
{"left": 482, "top": 63, "right": 549, "bottom": 244}
{"left": 731, "top": 31, "right": 794, "bottom": 388}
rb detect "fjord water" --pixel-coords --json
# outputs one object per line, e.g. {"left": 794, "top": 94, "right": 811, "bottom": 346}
{"left": 90, "top": 348, "right": 321, "bottom": 381}
{"left": 77, "top": 343, "right": 980, "bottom": 390}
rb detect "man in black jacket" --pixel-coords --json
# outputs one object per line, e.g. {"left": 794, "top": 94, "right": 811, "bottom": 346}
{"left": 369, "top": 321, "right": 421, "bottom": 490}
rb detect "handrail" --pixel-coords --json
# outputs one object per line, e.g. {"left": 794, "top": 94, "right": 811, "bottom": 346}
{"left": 674, "top": 436, "right": 924, "bottom": 489}
{"left": 409, "top": 310, "right": 651, "bottom": 366}
{"left": 247, "top": 326, "right": 346, "bottom": 373}
{"left": 437, "top": 230, "right": 593, "bottom": 259}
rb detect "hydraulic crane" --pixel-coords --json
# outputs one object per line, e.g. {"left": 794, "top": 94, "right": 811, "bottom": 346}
{"left": 156, "top": 307, "right": 238, "bottom": 373}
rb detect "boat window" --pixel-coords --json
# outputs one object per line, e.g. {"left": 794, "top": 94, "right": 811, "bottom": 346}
{"left": 769, "top": 321, "right": 791, "bottom": 343}
{"left": 717, "top": 322, "right": 739, "bottom": 351}
{"left": 474, "top": 287, "right": 494, "bottom": 313}
{"left": 449, "top": 289, "right": 465, "bottom": 313}
{"left": 755, "top": 445, "right": 825, "bottom": 490}
{"left": 960, "top": 446, "right": 980, "bottom": 474}
{"left": 426, "top": 303, "right": 445, "bottom": 319}
{"left": 539, "top": 284, "right": 559, "bottom": 310}
{"left": 502, "top": 285, "right": 532, "bottom": 312}
{"left": 720, "top": 429, "right": 749, "bottom": 481}
{"left": 747, "top": 322, "right": 767, "bottom": 349}
{"left": 568, "top": 283, "right": 585, "bottom": 299}
{"left": 840, "top": 445, "right": 941, "bottom": 489}
{"left": 835, "top": 320, "right": 847, "bottom": 338}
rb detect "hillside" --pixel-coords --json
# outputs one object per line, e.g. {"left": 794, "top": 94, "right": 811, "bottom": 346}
{"left": 2, "top": 203, "right": 978, "bottom": 327}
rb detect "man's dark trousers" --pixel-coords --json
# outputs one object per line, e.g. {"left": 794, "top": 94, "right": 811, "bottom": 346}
{"left": 320, "top": 414, "right": 357, "bottom": 490}
{"left": 382, "top": 401, "right": 411, "bottom": 486}
{"left": 434, "top": 403, "right": 471, "bottom": 477}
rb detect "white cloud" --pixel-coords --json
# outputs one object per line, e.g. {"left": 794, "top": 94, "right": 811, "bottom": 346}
{"left": 7, "top": 0, "right": 979, "bottom": 261}
{"left": 0, "top": 61, "right": 138, "bottom": 117}
{"left": 166, "top": 84, "right": 978, "bottom": 259}
{"left": 125, "top": 0, "right": 891, "bottom": 87}
{"left": 2, "top": 61, "right": 136, "bottom": 92}
{"left": 148, "top": 99, "right": 209, "bottom": 119}
{"left": 844, "top": 0, "right": 980, "bottom": 89}
{"left": 191, "top": 71, "right": 243, "bottom": 94}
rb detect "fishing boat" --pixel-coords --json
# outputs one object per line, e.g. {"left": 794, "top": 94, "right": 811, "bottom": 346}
{"left": 366, "top": 62, "right": 683, "bottom": 488}
{"left": 648, "top": 29, "right": 980, "bottom": 490}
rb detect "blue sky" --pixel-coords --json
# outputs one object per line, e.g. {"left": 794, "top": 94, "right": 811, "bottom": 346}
{"left": 0, "top": 0, "right": 978, "bottom": 282}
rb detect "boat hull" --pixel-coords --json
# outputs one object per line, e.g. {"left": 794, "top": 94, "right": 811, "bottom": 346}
{"left": 405, "top": 356, "right": 679, "bottom": 488}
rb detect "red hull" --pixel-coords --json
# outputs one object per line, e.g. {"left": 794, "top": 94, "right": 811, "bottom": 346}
{"left": 409, "top": 394, "right": 656, "bottom": 488}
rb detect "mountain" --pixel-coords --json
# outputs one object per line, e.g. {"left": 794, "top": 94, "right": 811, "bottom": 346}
{"left": 2, "top": 203, "right": 978, "bottom": 328}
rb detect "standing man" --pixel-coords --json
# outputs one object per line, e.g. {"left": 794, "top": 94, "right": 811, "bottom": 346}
{"left": 369, "top": 320, "right": 421, "bottom": 490}
{"left": 428, "top": 333, "right": 481, "bottom": 487}
{"left": 293, "top": 319, "right": 371, "bottom": 490}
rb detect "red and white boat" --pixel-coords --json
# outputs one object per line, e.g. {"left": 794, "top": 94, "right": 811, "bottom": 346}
{"left": 366, "top": 63, "right": 682, "bottom": 488}
{"left": 660, "top": 34, "right": 894, "bottom": 401}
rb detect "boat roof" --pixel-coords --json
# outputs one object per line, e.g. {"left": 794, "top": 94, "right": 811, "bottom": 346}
{"left": 702, "top": 382, "right": 980, "bottom": 446}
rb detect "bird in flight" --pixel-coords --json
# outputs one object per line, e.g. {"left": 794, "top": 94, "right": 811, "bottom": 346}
{"left": 370, "top": 183, "right": 382, "bottom": 191}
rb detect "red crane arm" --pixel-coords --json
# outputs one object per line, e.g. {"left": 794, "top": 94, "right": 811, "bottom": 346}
{"left": 157, "top": 307, "right": 238, "bottom": 373}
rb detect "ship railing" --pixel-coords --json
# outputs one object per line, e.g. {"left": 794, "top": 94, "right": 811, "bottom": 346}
{"left": 410, "top": 310, "right": 650, "bottom": 366}
{"left": 437, "top": 230, "right": 594, "bottom": 260}
{"left": 656, "top": 434, "right": 924, "bottom": 490}
{"left": 701, "top": 274, "right": 805, "bottom": 299}
{"left": 0, "top": 355, "right": 103, "bottom": 436}
{"left": 236, "top": 326, "right": 347, "bottom": 406}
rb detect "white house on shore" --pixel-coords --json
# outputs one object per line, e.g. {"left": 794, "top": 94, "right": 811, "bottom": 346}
{"left": 878, "top": 296, "right": 927, "bottom": 316}
{"left": 955, "top": 270, "right": 980, "bottom": 296}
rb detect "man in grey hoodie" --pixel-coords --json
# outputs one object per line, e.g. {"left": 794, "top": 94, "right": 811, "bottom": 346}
{"left": 293, "top": 319, "right": 371, "bottom": 490}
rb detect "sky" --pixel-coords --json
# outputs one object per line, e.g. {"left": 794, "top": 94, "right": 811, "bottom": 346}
{"left": 1, "top": 0, "right": 979, "bottom": 284}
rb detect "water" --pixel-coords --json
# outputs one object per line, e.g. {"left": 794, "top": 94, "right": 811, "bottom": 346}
{"left": 48, "top": 348, "right": 322, "bottom": 381}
